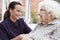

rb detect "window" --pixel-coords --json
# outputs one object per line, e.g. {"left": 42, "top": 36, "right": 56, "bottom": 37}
{"left": 0, "top": 0, "right": 2, "bottom": 22}
{"left": 55, "top": 0, "right": 60, "bottom": 3}
{"left": 1, "top": 0, "right": 42, "bottom": 29}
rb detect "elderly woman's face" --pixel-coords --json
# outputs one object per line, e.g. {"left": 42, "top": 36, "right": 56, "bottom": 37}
{"left": 39, "top": 8, "right": 53, "bottom": 25}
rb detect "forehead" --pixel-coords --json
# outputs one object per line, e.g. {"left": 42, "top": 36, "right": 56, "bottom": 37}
{"left": 14, "top": 5, "right": 22, "bottom": 10}
{"left": 40, "top": 9, "right": 51, "bottom": 15}
{"left": 40, "top": 6, "right": 47, "bottom": 11}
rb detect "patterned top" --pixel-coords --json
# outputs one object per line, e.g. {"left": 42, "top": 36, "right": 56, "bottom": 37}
{"left": 29, "top": 19, "right": 60, "bottom": 40}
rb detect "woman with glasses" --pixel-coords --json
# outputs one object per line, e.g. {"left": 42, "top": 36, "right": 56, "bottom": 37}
{"left": 27, "top": 0, "right": 60, "bottom": 40}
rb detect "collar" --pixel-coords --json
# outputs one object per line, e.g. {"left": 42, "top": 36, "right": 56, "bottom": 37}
{"left": 48, "top": 19, "right": 60, "bottom": 25}
{"left": 39, "top": 19, "right": 60, "bottom": 26}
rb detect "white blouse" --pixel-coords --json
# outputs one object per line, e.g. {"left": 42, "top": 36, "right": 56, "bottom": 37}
{"left": 29, "top": 19, "right": 60, "bottom": 40}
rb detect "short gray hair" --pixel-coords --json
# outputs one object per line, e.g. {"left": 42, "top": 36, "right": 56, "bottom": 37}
{"left": 39, "top": 0, "right": 60, "bottom": 19}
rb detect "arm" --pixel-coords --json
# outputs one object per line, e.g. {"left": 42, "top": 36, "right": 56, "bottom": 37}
{"left": 10, "top": 35, "right": 22, "bottom": 40}
{"left": 11, "top": 34, "right": 33, "bottom": 40}
{"left": 10, "top": 34, "right": 26, "bottom": 40}
{"left": 20, "top": 18, "right": 32, "bottom": 33}
{"left": 20, "top": 34, "right": 33, "bottom": 40}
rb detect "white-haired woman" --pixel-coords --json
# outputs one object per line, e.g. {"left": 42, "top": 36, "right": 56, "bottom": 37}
{"left": 27, "top": 0, "right": 60, "bottom": 40}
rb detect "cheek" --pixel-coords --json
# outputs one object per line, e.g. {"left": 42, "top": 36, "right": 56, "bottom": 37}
{"left": 13, "top": 12, "right": 19, "bottom": 16}
{"left": 41, "top": 15, "right": 47, "bottom": 20}
{"left": 15, "top": 11, "right": 21, "bottom": 16}
{"left": 12, "top": 13, "right": 16, "bottom": 17}
{"left": 13, "top": 12, "right": 16, "bottom": 16}
{"left": 11, "top": 11, "right": 17, "bottom": 17}
{"left": 48, "top": 14, "right": 52, "bottom": 19}
{"left": 11, "top": 10, "right": 16, "bottom": 15}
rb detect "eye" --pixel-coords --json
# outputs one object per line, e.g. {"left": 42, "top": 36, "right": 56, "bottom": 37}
{"left": 38, "top": 14, "right": 42, "bottom": 17}
{"left": 17, "top": 10, "right": 22, "bottom": 13}
{"left": 40, "top": 8, "right": 46, "bottom": 11}
{"left": 40, "top": 15, "right": 42, "bottom": 18}
{"left": 49, "top": 12, "right": 51, "bottom": 14}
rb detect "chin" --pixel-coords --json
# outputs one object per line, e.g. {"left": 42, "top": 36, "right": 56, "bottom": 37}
{"left": 17, "top": 18, "right": 19, "bottom": 19}
{"left": 15, "top": 17, "right": 20, "bottom": 20}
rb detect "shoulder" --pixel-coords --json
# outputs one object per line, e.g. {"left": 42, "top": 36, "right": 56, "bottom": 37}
{"left": 33, "top": 24, "right": 40, "bottom": 31}
{"left": 54, "top": 19, "right": 60, "bottom": 27}
{"left": 35, "top": 24, "right": 41, "bottom": 28}
{"left": 0, "top": 18, "right": 10, "bottom": 26}
{"left": 18, "top": 18, "right": 24, "bottom": 21}
{"left": 1, "top": 18, "right": 9, "bottom": 23}
{"left": 18, "top": 18, "right": 25, "bottom": 23}
{"left": 53, "top": 19, "right": 60, "bottom": 24}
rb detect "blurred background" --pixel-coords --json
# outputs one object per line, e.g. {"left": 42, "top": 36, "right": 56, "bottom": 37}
{"left": 0, "top": 0, "right": 60, "bottom": 29}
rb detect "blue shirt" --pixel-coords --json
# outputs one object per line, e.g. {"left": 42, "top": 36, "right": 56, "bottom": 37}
{"left": 0, "top": 24, "right": 9, "bottom": 40}
{"left": 0, "top": 18, "right": 31, "bottom": 39}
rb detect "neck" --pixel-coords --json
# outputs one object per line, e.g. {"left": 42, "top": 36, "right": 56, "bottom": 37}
{"left": 41, "top": 22, "right": 48, "bottom": 25}
{"left": 10, "top": 16, "right": 16, "bottom": 23}
{"left": 41, "top": 18, "right": 55, "bottom": 25}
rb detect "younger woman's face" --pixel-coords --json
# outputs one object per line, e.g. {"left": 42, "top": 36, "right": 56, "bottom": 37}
{"left": 10, "top": 5, "right": 22, "bottom": 20}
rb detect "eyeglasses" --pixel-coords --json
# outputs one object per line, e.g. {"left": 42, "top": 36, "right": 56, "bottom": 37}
{"left": 40, "top": 8, "right": 46, "bottom": 11}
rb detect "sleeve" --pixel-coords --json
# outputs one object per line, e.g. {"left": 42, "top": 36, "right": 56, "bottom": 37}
{"left": 51, "top": 24, "right": 60, "bottom": 40}
{"left": 0, "top": 24, "right": 9, "bottom": 40}
{"left": 24, "top": 24, "right": 32, "bottom": 34}
{"left": 23, "top": 21, "right": 32, "bottom": 34}
{"left": 54, "top": 26, "right": 60, "bottom": 40}
{"left": 28, "top": 24, "right": 39, "bottom": 37}
{"left": 20, "top": 18, "right": 32, "bottom": 34}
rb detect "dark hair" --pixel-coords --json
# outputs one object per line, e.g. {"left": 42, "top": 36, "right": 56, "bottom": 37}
{"left": 4, "top": 1, "right": 22, "bottom": 20}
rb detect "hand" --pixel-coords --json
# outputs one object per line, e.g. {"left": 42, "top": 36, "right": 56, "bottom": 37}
{"left": 21, "top": 37, "right": 33, "bottom": 40}
{"left": 20, "top": 34, "right": 33, "bottom": 40}
{"left": 10, "top": 34, "right": 27, "bottom": 40}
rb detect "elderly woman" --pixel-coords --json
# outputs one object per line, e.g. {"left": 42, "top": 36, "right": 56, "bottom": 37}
{"left": 26, "top": 0, "right": 60, "bottom": 40}
{"left": 20, "top": 0, "right": 60, "bottom": 40}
